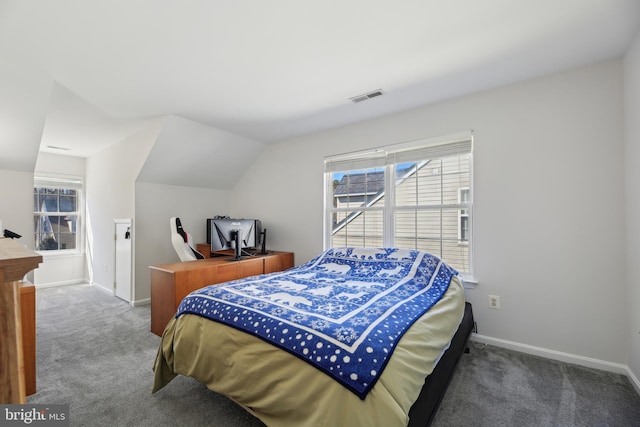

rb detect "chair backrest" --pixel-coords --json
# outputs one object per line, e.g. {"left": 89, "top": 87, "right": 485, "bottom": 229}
{"left": 170, "top": 217, "right": 205, "bottom": 261}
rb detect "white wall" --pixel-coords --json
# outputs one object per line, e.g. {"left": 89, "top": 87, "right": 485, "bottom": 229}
{"left": 34, "top": 152, "right": 85, "bottom": 176}
{"left": 33, "top": 152, "right": 88, "bottom": 286}
{"left": 85, "top": 119, "right": 164, "bottom": 294}
{"left": 624, "top": 30, "right": 640, "bottom": 388}
{"left": 230, "top": 139, "right": 326, "bottom": 259}
{"left": 233, "top": 60, "right": 627, "bottom": 367}
{"left": 0, "top": 169, "right": 34, "bottom": 246}
{"left": 134, "top": 182, "right": 231, "bottom": 302}
{"left": 0, "top": 169, "right": 37, "bottom": 281}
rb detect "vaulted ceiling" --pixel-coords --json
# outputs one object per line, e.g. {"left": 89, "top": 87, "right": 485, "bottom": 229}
{"left": 1, "top": 1, "right": 639, "bottom": 173}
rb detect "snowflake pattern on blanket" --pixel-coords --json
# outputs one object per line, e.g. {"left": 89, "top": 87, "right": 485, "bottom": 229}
{"left": 177, "top": 247, "right": 457, "bottom": 399}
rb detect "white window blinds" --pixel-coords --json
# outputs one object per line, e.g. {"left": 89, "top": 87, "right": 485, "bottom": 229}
{"left": 325, "top": 133, "right": 472, "bottom": 170}
{"left": 34, "top": 174, "right": 83, "bottom": 190}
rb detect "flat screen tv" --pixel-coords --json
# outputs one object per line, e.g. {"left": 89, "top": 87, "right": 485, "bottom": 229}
{"left": 209, "top": 218, "right": 264, "bottom": 260}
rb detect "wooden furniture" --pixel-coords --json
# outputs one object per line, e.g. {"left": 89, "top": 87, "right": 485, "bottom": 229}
{"left": 195, "top": 243, "right": 212, "bottom": 258}
{"left": 150, "top": 251, "right": 294, "bottom": 336}
{"left": 0, "top": 239, "right": 42, "bottom": 404}
{"left": 20, "top": 283, "right": 36, "bottom": 396}
{"left": 195, "top": 243, "right": 274, "bottom": 260}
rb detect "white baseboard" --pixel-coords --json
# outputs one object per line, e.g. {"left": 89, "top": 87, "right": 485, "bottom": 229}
{"left": 34, "top": 281, "right": 149, "bottom": 308}
{"left": 132, "top": 298, "right": 150, "bottom": 307}
{"left": 90, "top": 281, "right": 150, "bottom": 307}
{"left": 627, "top": 365, "right": 640, "bottom": 396}
{"left": 470, "top": 333, "right": 629, "bottom": 375}
{"left": 35, "top": 279, "right": 89, "bottom": 289}
{"left": 91, "top": 281, "right": 114, "bottom": 295}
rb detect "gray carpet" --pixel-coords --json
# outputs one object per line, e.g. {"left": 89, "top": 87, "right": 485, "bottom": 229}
{"left": 27, "top": 284, "right": 640, "bottom": 427}
{"left": 431, "top": 344, "right": 640, "bottom": 427}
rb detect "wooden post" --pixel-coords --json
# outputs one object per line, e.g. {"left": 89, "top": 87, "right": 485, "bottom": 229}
{"left": 0, "top": 239, "right": 42, "bottom": 404}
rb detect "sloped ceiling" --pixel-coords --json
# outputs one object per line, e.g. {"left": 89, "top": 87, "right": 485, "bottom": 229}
{"left": 39, "top": 83, "right": 154, "bottom": 158}
{"left": 136, "top": 115, "right": 265, "bottom": 190}
{"left": 0, "top": 1, "right": 639, "bottom": 178}
{"left": 0, "top": 60, "right": 52, "bottom": 171}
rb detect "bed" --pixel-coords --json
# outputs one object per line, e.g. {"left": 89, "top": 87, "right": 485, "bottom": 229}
{"left": 153, "top": 247, "right": 474, "bottom": 427}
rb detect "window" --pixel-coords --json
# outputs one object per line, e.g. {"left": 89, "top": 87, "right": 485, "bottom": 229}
{"left": 33, "top": 175, "right": 83, "bottom": 252}
{"left": 324, "top": 133, "right": 473, "bottom": 275}
{"left": 330, "top": 166, "right": 386, "bottom": 247}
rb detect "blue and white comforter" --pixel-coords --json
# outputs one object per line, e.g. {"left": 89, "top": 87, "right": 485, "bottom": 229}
{"left": 176, "top": 247, "right": 457, "bottom": 399}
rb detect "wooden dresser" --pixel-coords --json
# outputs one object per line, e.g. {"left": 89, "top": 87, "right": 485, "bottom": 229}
{"left": 20, "top": 283, "right": 36, "bottom": 396}
{"left": 150, "top": 251, "right": 294, "bottom": 336}
{"left": 0, "top": 239, "right": 41, "bottom": 404}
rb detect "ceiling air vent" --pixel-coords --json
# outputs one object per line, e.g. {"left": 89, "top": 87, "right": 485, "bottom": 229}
{"left": 349, "top": 89, "right": 384, "bottom": 103}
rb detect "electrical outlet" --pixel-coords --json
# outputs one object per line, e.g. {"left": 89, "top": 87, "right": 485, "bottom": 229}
{"left": 488, "top": 295, "right": 500, "bottom": 309}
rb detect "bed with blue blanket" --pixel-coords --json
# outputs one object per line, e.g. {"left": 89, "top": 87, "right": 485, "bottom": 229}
{"left": 153, "top": 247, "right": 473, "bottom": 427}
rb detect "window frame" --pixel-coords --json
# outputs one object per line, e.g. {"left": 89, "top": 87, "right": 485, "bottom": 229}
{"left": 458, "top": 187, "right": 470, "bottom": 244}
{"left": 324, "top": 132, "right": 474, "bottom": 281}
{"left": 33, "top": 174, "right": 84, "bottom": 255}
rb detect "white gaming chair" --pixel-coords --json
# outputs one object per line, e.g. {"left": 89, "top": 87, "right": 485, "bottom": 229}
{"left": 170, "top": 217, "right": 205, "bottom": 261}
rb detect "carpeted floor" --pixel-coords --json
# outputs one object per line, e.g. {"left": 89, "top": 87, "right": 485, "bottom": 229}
{"left": 27, "top": 284, "right": 640, "bottom": 426}
{"left": 431, "top": 344, "right": 640, "bottom": 426}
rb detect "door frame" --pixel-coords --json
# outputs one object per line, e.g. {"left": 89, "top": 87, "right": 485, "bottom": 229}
{"left": 114, "top": 218, "right": 133, "bottom": 303}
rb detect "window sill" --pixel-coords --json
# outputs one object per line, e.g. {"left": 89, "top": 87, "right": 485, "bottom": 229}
{"left": 459, "top": 275, "right": 478, "bottom": 289}
{"left": 37, "top": 250, "right": 84, "bottom": 258}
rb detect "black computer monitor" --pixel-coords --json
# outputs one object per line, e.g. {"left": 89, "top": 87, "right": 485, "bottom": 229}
{"left": 209, "top": 218, "right": 262, "bottom": 260}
